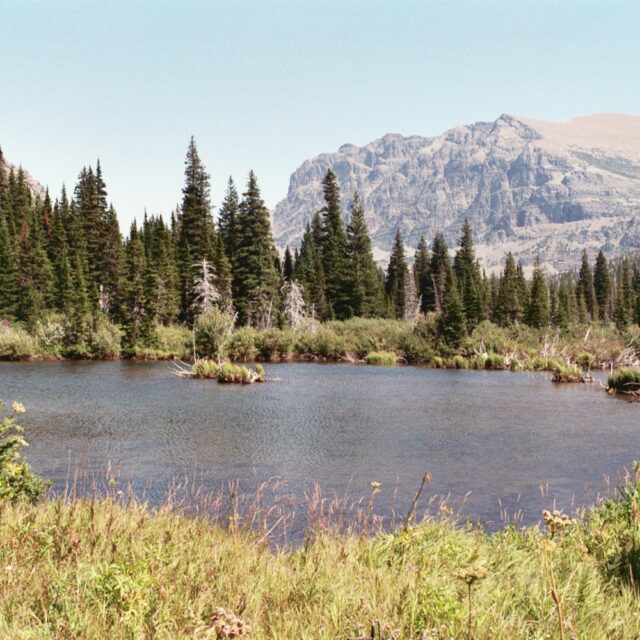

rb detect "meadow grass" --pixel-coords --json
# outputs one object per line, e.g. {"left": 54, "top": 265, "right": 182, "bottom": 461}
{"left": 365, "top": 351, "right": 397, "bottom": 366}
{"left": 0, "top": 477, "right": 640, "bottom": 639}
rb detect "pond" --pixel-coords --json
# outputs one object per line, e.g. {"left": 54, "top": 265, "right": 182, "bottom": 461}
{"left": 1, "top": 361, "right": 638, "bottom": 531}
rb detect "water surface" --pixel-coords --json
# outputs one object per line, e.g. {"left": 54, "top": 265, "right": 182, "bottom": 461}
{"left": 2, "top": 361, "right": 638, "bottom": 529}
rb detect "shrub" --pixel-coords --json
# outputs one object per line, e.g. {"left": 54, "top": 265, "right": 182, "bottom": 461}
{"left": 451, "top": 355, "right": 468, "bottom": 369}
{"left": 0, "top": 324, "right": 36, "bottom": 359}
{"left": 608, "top": 368, "right": 640, "bottom": 393}
{"left": 0, "top": 401, "right": 48, "bottom": 503}
{"left": 365, "top": 351, "right": 396, "bottom": 366}
{"left": 255, "top": 329, "right": 295, "bottom": 361}
{"left": 227, "top": 327, "right": 259, "bottom": 361}
{"left": 195, "top": 308, "right": 235, "bottom": 360}
{"left": 576, "top": 351, "right": 595, "bottom": 369}
{"left": 90, "top": 319, "right": 122, "bottom": 358}
{"left": 33, "top": 314, "right": 65, "bottom": 354}
{"left": 154, "top": 324, "right": 191, "bottom": 358}
{"left": 218, "top": 363, "right": 247, "bottom": 383}
{"left": 551, "top": 364, "right": 584, "bottom": 383}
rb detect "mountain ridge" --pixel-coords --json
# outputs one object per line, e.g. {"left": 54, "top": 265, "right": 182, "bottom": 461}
{"left": 272, "top": 113, "right": 640, "bottom": 272}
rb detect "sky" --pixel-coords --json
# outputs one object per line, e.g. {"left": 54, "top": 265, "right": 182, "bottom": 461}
{"left": 1, "top": 0, "right": 639, "bottom": 231}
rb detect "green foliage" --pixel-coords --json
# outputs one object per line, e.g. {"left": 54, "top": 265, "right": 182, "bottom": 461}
{"left": 0, "top": 401, "right": 47, "bottom": 503}
{"left": 365, "top": 351, "right": 396, "bottom": 366}
{"left": 90, "top": 318, "right": 122, "bottom": 359}
{"left": 0, "top": 323, "right": 36, "bottom": 359}
{"left": 227, "top": 327, "right": 259, "bottom": 361}
{"left": 191, "top": 359, "right": 219, "bottom": 379}
{"left": 194, "top": 307, "right": 235, "bottom": 360}
{"left": 254, "top": 328, "right": 295, "bottom": 361}
{"left": 608, "top": 368, "right": 640, "bottom": 393}
{"left": 153, "top": 324, "right": 191, "bottom": 359}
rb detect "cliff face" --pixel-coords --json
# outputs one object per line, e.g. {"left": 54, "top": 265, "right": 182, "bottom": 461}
{"left": 272, "top": 114, "right": 640, "bottom": 271}
{"left": 0, "top": 155, "right": 47, "bottom": 201}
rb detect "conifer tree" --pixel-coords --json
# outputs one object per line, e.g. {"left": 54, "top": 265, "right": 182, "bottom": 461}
{"left": 0, "top": 218, "right": 19, "bottom": 319}
{"left": 218, "top": 177, "right": 239, "bottom": 265}
{"left": 453, "top": 220, "right": 483, "bottom": 328}
{"left": 413, "top": 237, "right": 430, "bottom": 314}
{"left": 495, "top": 253, "right": 523, "bottom": 325}
{"left": 594, "top": 251, "right": 611, "bottom": 321}
{"left": 614, "top": 258, "right": 635, "bottom": 328}
{"left": 385, "top": 230, "right": 408, "bottom": 319}
{"left": 283, "top": 246, "right": 294, "bottom": 281}
{"left": 438, "top": 269, "right": 466, "bottom": 348}
{"left": 319, "top": 170, "right": 352, "bottom": 320}
{"left": 428, "top": 233, "right": 451, "bottom": 312}
{"left": 576, "top": 250, "right": 597, "bottom": 321}
{"left": 177, "top": 137, "right": 214, "bottom": 321}
{"left": 527, "top": 258, "right": 550, "bottom": 328}
{"left": 346, "top": 192, "right": 381, "bottom": 317}
{"left": 233, "top": 171, "right": 280, "bottom": 326}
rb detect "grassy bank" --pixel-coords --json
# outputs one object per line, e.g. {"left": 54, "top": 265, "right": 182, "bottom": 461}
{"left": 1, "top": 480, "right": 640, "bottom": 638}
{"left": 3, "top": 316, "right": 640, "bottom": 373}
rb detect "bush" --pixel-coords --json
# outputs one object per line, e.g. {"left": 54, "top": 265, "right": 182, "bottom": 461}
{"left": 218, "top": 363, "right": 247, "bottom": 383}
{"left": 194, "top": 308, "right": 235, "bottom": 360}
{"left": 154, "top": 324, "right": 191, "bottom": 358}
{"left": 451, "top": 355, "right": 468, "bottom": 369}
{"left": 254, "top": 328, "right": 295, "bottom": 361}
{"left": 0, "top": 324, "right": 36, "bottom": 359}
{"left": 227, "top": 327, "right": 259, "bottom": 361}
{"left": 0, "top": 401, "right": 48, "bottom": 503}
{"left": 33, "top": 314, "right": 65, "bottom": 354}
{"left": 551, "top": 364, "right": 584, "bottom": 383}
{"left": 90, "top": 319, "right": 122, "bottom": 358}
{"left": 365, "top": 351, "right": 396, "bottom": 366}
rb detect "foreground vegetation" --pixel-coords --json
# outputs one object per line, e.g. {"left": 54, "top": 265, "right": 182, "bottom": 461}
{"left": 1, "top": 473, "right": 640, "bottom": 638}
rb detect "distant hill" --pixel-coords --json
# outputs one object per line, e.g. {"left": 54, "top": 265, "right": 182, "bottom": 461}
{"left": 272, "top": 113, "right": 640, "bottom": 272}
{"left": 0, "top": 152, "right": 47, "bottom": 201}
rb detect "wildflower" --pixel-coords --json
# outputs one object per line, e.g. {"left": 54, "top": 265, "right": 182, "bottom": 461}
{"left": 454, "top": 566, "right": 487, "bottom": 586}
{"left": 209, "top": 607, "right": 252, "bottom": 638}
{"left": 543, "top": 509, "right": 576, "bottom": 538}
{"left": 370, "top": 481, "right": 382, "bottom": 494}
{"left": 11, "top": 402, "right": 25, "bottom": 414}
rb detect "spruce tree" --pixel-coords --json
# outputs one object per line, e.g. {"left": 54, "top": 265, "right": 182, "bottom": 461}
{"left": 0, "top": 218, "right": 19, "bottom": 319}
{"left": 233, "top": 171, "right": 280, "bottom": 326}
{"left": 495, "top": 253, "right": 523, "bottom": 325}
{"left": 593, "top": 251, "right": 611, "bottom": 321}
{"left": 527, "top": 258, "right": 550, "bottom": 328}
{"left": 428, "top": 233, "right": 451, "bottom": 312}
{"left": 319, "top": 170, "right": 352, "bottom": 320}
{"left": 576, "top": 250, "right": 597, "bottom": 321}
{"left": 177, "top": 137, "right": 215, "bottom": 321}
{"left": 413, "top": 237, "right": 430, "bottom": 314}
{"left": 385, "top": 229, "right": 408, "bottom": 319}
{"left": 438, "top": 270, "right": 466, "bottom": 348}
{"left": 218, "top": 177, "right": 239, "bottom": 265}
{"left": 283, "top": 246, "right": 294, "bottom": 281}
{"left": 453, "top": 220, "right": 483, "bottom": 328}
{"left": 346, "top": 192, "right": 381, "bottom": 317}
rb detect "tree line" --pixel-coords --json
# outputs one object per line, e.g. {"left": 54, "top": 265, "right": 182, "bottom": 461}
{"left": 1, "top": 139, "right": 640, "bottom": 352}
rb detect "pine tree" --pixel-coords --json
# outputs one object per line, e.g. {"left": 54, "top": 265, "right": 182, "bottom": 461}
{"left": 495, "top": 253, "right": 523, "bottom": 325}
{"left": 346, "top": 192, "right": 381, "bottom": 316}
{"left": 576, "top": 250, "right": 597, "bottom": 321}
{"left": 318, "top": 170, "right": 352, "bottom": 320}
{"left": 413, "top": 237, "right": 430, "bottom": 314}
{"left": 0, "top": 217, "right": 19, "bottom": 319}
{"left": 593, "top": 251, "right": 611, "bottom": 321}
{"left": 555, "top": 277, "right": 576, "bottom": 330}
{"left": 428, "top": 233, "right": 451, "bottom": 312}
{"left": 453, "top": 220, "right": 483, "bottom": 329}
{"left": 218, "top": 177, "right": 239, "bottom": 265}
{"left": 527, "top": 258, "right": 550, "bottom": 328}
{"left": 233, "top": 171, "right": 280, "bottom": 326}
{"left": 614, "top": 258, "right": 635, "bottom": 328}
{"left": 385, "top": 230, "right": 408, "bottom": 318}
{"left": 283, "top": 246, "right": 294, "bottom": 281}
{"left": 438, "top": 270, "right": 466, "bottom": 348}
{"left": 177, "top": 137, "right": 215, "bottom": 321}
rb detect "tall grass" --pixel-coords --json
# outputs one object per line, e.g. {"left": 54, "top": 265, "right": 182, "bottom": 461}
{"left": 365, "top": 351, "right": 396, "bottom": 366}
{"left": 1, "top": 478, "right": 640, "bottom": 638}
{"left": 608, "top": 368, "right": 640, "bottom": 393}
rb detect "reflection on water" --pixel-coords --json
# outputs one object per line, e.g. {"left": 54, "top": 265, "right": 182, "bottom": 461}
{"left": 1, "top": 361, "right": 638, "bottom": 529}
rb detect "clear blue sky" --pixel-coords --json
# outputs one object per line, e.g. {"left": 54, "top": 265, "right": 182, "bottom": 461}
{"left": 1, "top": 0, "right": 639, "bottom": 230}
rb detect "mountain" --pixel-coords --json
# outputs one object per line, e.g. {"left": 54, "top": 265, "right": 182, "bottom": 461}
{"left": 0, "top": 155, "right": 47, "bottom": 201}
{"left": 272, "top": 114, "right": 640, "bottom": 272}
